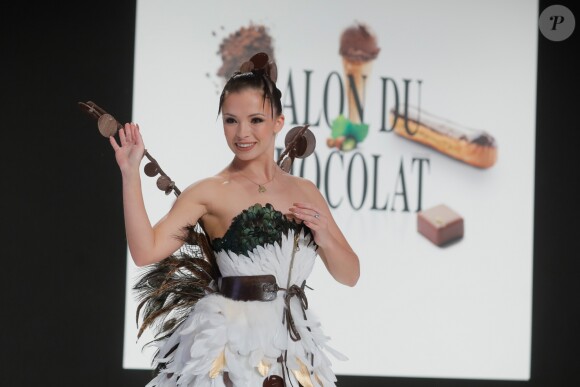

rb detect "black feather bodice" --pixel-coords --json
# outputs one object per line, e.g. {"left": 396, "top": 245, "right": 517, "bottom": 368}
{"left": 211, "top": 203, "right": 315, "bottom": 256}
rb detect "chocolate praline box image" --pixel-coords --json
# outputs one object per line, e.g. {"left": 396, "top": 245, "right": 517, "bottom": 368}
{"left": 417, "top": 204, "right": 464, "bottom": 246}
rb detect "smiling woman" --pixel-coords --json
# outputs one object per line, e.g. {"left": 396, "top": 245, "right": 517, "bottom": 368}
{"left": 221, "top": 88, "right": 284, "bottom": 165}
{"left": 110, "top": 52, "right": 360, "bottom": 386}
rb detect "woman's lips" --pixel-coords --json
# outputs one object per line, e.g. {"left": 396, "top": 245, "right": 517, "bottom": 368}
{"left": 235, "top": 142, "right": 256, "bottom": 151}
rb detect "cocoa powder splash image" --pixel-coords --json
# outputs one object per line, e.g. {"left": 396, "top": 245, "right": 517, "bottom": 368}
{"left": 216, "top": 24, "right": 276, "bottom": 80}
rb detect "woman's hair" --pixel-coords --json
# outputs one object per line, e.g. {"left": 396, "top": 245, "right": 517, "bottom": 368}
{"left": 217, "top": 52, "right": 282, "bottom": 117}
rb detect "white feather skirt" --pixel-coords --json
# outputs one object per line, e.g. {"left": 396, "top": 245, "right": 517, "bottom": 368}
{"left": 145, "top": 229, "right": 346, "bottom": 387}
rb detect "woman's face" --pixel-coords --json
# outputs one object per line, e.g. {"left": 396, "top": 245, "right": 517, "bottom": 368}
{"left": 221, "top": 88, "right": 284, "bottom": 161}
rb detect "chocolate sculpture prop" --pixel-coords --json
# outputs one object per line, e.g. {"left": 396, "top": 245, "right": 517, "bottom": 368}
{"left": 78, "top": 101, "right": 181, "bottom": 197}
{"left": 78, "top": 100, "right": 314, "bottom": 191}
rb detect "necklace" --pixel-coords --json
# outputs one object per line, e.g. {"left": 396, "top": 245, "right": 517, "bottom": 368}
{"left": 237, "top": 165, "right": 277, "bottom": 193}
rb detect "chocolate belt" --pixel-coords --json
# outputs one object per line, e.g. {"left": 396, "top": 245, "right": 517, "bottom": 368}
{"left": 219, "top": 275, "right": 280, "bottom": 302}
{"left": 218, "top": 275, "right": 309, "bottom": 342}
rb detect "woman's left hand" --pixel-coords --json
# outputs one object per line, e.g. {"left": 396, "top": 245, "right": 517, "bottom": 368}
{"left": 289, "top": 202, "right": 333, "bottom": 247}
{"left": 290, "top": 197, "right": 359, "bottom": 286}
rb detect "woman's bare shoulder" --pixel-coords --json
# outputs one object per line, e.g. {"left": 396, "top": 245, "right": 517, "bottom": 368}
{"left": 184, "top": 174, "right": 228, "bottom": 188}
{"left": 280, "top": 172, "right": 317, "bottom": 190}
{"left": 278, "top": 171, "right": 322, "bottom": 201}
{"left": 176, "top": 173, "right": 230, "bottom": 203}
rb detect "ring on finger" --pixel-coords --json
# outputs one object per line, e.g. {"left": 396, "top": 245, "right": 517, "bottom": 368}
{"left": 314, "top": 213, "right": 320, "bottom": 219}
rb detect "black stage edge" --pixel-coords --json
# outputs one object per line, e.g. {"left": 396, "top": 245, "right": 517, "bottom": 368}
{"left": 2, "top": 1, "right": 578, "bottom": 386}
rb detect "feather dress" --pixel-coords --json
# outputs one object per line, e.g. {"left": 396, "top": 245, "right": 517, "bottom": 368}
{"left": 134, "top": 203, "right": 346, "bottom": 387}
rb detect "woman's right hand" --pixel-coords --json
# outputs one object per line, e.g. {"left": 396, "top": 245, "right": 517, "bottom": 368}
{"left": 110, "top": 122, "right": 145, "bottom": 175}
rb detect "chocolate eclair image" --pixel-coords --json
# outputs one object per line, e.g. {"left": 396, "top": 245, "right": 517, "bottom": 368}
{"left": 391, "top": 106, "right": 498, "bottom": 169}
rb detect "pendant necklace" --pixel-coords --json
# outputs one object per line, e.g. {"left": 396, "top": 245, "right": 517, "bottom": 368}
{"left": 238, "top": 165, "right": 277, "bottom": 193}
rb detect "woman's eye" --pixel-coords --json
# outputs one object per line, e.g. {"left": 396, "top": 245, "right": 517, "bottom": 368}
{"left": 224, "top": 117, "right": 236, "bottom": 124}
{"left": 251, "top": 117, "right": 264, "bottom": 124}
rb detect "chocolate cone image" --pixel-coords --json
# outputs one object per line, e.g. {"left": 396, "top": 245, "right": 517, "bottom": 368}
{"left": 339, "top": 23, "right": 380, "bottom": 124}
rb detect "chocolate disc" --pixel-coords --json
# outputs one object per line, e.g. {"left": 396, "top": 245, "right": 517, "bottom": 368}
{"left": 144, "top": 162, "right": 160, "bottom": 177}
{"left": 250, "top": 52, "right": 269, "bottom": 69}
{"left": 239, "top": 60, "right": 254, "bottom": 73}
{"left": 156, "top": 176, "right": 172, "bottom": 191}
{"left": 263, "top": 375, "right": 284, "bottom": 387}
{"left": 267, "top": 62, "right": 278, "bottom": 82}
{"left": 97, "top": 113, "right": 119, "bottom": 137}
{"left": 285, "top": 126, "right": 316, "bottom": 159}
{"left": 164, "top": 182, "right": 175, "bottom": 195}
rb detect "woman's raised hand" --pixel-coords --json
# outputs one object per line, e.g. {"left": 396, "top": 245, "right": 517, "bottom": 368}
{"left": 110, "top": 123, "right": 145, "bottom": 175}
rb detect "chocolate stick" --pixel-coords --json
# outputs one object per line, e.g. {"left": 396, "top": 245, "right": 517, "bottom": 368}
{"left": 78, "top": 101, "right": 181, "bottom": 197}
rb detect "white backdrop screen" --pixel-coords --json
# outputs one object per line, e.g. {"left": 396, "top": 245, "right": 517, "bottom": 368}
{"left": 123, "top": 0, "right": 538, "bottom": 380}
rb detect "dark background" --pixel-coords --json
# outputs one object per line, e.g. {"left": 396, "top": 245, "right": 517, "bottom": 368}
{"left": 2, "top": 1, "right": 578, "bottom": 386}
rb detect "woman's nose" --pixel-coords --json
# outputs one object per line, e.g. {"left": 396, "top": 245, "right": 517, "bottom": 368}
{"left": 236, "top": 122, "right": 250, "bottom": 137}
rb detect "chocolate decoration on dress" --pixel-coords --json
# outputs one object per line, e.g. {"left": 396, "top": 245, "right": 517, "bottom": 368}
{"left": 219, "top": 275, "right": 279, "bottom": 302}
{"left": 249, "top": 52, "right": 269, "bottom": 70}
{"left": 267, "top": 61, "right": 278, "bottom": 83}
{"left": 97, "top": 113, "right": 119, "bottom": 137}
{"left": 263, "top": 375, "right": 284, "bottom": 387}
{"left": 78, "top": 100, "right": 181, "bottom": 196}
{"left": 285, "top": 125, "right": 316, "bottom": 159}
{"left": 280, "top": 157, "right": 293, "bottom": 173}
{"left": 144, "top": 161, "right": 160, "bottom": 177}
{"left": 278, "top": 125, "right": 316, "bottom": 173}
{"left": 156, "top": 175, "right": 176, "bottom": 195}
{"left": 240, "top": 52, "right": 278, "bottom": 83}
{"left": 239, "top": 60, "right": 254, "bottom": 73}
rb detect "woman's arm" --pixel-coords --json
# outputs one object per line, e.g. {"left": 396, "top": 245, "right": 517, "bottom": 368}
{"left": 110, "top": 123, "right": 206, "bottom": 267}
{"left": 290, "top": 180, "right": 360, "bottom": 287}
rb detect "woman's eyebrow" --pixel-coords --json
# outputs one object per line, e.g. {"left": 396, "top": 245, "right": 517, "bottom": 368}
{"left": 223, "top": 112, "right": 266, "bottom": 118}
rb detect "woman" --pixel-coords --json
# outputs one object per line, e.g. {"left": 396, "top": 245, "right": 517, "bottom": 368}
{"left": 110, "top": 52, "right": 359, "bottom": 386}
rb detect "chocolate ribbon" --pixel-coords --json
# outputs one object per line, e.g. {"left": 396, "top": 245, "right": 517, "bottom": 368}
{"left": 283, "top": 281, "right": 309, "bottom": 342}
